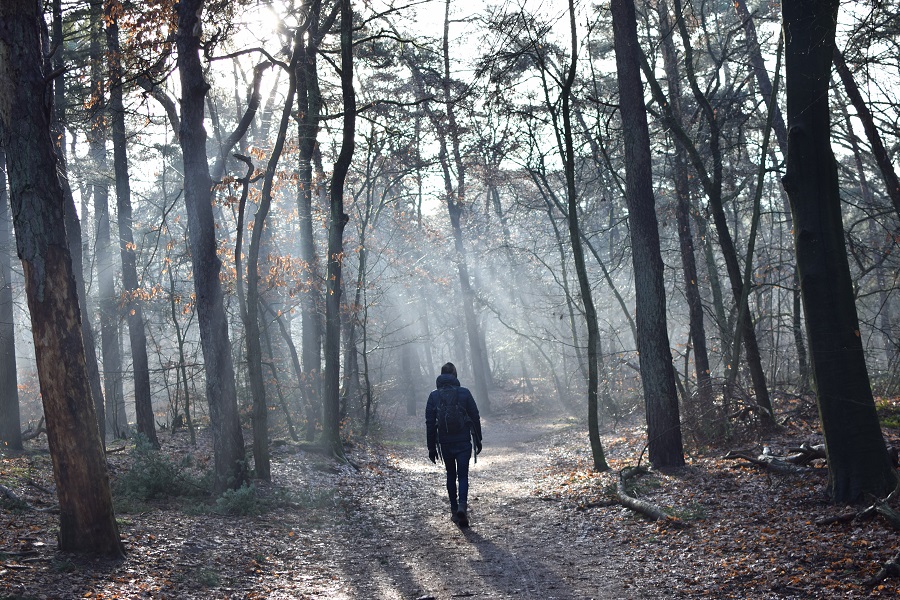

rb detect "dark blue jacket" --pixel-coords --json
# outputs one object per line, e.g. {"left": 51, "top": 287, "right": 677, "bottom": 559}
{"left": 426, "top": 374, "right": 482, "bottom": 453}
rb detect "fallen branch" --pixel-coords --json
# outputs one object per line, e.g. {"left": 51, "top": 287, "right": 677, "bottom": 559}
{"left": 815, "top": 505, "right": 876, "bottom": 526}
{"left": 0, "top": 484, "right": 56, "bottom": 513}
{"left": 816, "top": 481, "right": 900, "bottom": 530}
{"left": 0, "top": 484, "right": 33, "bottom": 511}
{"left": 866, "top": 549, "right": 900, "bottom": 586}
{"left": 724, "top": 449, "right": 812, "bottom": 474}
{"left": 784, "top": 443, "right": 826, "bottom": 465}
{"left": 614, "top": 467, "right": 688, "bottom": 528}
{"left": 21, "top": 417, "right": 45, "bottom": 442}
{"left": 874, "top": 501, "right": 900, "bottom": 530}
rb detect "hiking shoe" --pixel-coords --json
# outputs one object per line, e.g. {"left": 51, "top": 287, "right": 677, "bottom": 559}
{"left": 456, "top": 509, "right": 469, "bottom": 527}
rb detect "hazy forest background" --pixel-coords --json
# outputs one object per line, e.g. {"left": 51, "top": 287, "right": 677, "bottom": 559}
{"left": 2, "top": 0, "right": 900, "bottom": 595}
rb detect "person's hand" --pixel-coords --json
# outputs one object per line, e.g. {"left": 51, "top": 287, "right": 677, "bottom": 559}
{"left": 475, "top": 441, "right": 482, "bottom": 455}
{"left": 429, "top": 449, "right": 437, "bottom": 463}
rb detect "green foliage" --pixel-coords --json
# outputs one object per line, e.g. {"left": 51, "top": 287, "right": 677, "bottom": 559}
{"left": 194, "top": 567, "right": 221, "bottom": 588}
{"left": 214, "top": 483, "right": 262, "bottom": 516}
{"left": 0, "top": 495, "right": 29, "bottom": 513}
{"left": 112, "top": 435, "right": 209, "bottom": 508}
{"left": 670, "top": 502, "right": 707, "bottom": 521}
{"left": 876, "top": 397, "right": 900, "bottom": 429}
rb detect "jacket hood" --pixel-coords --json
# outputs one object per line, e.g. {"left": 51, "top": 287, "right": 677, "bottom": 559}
{"left": 436, "top": 373, "right": 460, "bottom": 388}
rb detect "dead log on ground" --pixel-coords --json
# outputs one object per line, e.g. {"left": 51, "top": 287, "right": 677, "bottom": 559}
{"left": 724, "top": 449, "right": 812, "bottom": 474}
{"left": 614, "top": 467, "right": 688, "bottom": 528}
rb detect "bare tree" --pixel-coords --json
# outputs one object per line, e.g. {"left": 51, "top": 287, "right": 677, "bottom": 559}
{"left": 322, "top": 0, "right": 356, "bottom": 455}
{"left": 106, "top": 0, "right": 158, "bottom": 448}
{"left": 611, "top": 0, "right": 684, "bottom": 467}
{"left": 175, "top": 0, "right": 246, "bottom": 492}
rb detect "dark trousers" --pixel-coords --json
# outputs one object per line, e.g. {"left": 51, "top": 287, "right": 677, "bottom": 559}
{"left": 442, "top": 440, "right": 472, "bottom": 508}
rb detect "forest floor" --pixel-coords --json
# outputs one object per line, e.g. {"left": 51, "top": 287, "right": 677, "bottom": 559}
{"left": 2, "top": 389, "right": 900, "bottom": 599}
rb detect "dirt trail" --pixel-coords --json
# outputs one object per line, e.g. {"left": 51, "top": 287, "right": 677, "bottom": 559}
{"left": 325, "top": 410, "right": 652, "bottom": 600}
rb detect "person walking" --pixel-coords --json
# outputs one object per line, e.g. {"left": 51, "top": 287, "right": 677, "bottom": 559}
{"left": 426, "top": 362, "right": 482, "bottom": 527}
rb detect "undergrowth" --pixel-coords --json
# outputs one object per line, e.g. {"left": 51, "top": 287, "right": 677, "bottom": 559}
{"left": 112, "top": 435, "right": 209, "bottom": 508}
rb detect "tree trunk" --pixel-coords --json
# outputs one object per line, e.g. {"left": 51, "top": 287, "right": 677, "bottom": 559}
{"left": 0, "top": 0, "right": 123, "bottom": 555}
{"left": 168, "top": 265, "right": 195, "bottom": 445}
{"left": 0, "top": 148, "right": 21, "bottom": 451}
{"left": 50, "top": 0, "right": 108, "bottom": 444}
{"left": 611, "top": 0, "right": 684, "bottom": 467}
{"left": 439, "top": 0, "right": 491, "bottom": 414}
{"left": 642, "top": 1, "right": 773, "bottom": 420}
{"left": 89, "top": 0, "right": 126, "bottom": 441}
{"left": 657, "top": 0, "right": 714, "bottom": 417}
{"left": 297, "top": 0, "right": 325, "bottom": 423}
{"left": 558, "top": 0, "right": 608, "bottom": 471}
{"left": 106, "top": 3, "right": 157, "bottom": 448}
{"left": 781, "top": 0, "right": 896, "bottom": 503}
{"left": 732, "top": 0, "right": 811, "bottom": 393}
{"left": 322, "top": 0, "right": 355, "bottom": 455}
{"left": 175, "top": 0, "right": 246, "bottom": 493}
{"left": 242, "top": 30, "right": 304, "bottom": 480}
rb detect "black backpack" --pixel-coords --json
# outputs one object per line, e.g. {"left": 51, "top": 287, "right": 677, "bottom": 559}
{"left": 436, "top": 387, "right": 470, "bottom": 435}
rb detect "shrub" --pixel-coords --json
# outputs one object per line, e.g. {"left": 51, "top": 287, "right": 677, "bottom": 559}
{"left": 113, "top": 435, "right": 208, "bottom": 504}
{"left": 214, "top": 483, "right": 262, "bottom": 516}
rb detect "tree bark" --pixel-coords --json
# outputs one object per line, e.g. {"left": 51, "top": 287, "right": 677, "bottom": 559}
{"left": 50, "top": 0, "right": 108, "bottom": 449}
{"left": 611, "top": 0, "right": 684, "bottom": 467}
{"left": 322, "top": 0, "right": 356, "bottom": 455}
{"left": 781, "top": 0, "right": 897, "bottom": 502}
{"left": 0, "top": 148, "right": 21, "bottom": 451}
{"left": 0, "top": 0, "right": 123, "bottom": 555}
{"left": 175, "top": 0, "right": 246, "bottom": 493}
{"left": 106, "top": 1, "right": 158, "bottom": 448}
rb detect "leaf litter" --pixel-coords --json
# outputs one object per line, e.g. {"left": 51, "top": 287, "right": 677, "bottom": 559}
{"left": 1, "top": 390, "right": 898, "bottom": 598}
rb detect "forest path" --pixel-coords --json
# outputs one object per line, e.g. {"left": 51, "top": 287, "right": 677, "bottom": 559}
{"left": 327, "top": 406, "right": 647, "bottom": 600}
